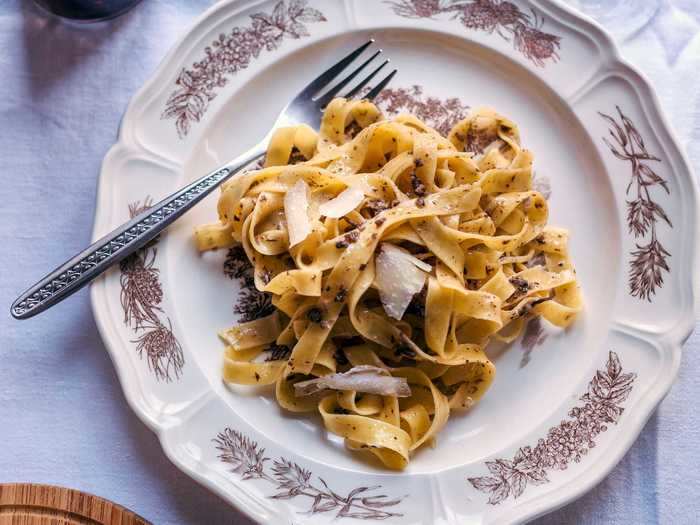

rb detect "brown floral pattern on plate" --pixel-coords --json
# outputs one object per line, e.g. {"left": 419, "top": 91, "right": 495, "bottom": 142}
{"left": 162, "top": 0, "right": 326, "bottom": 138}
{"left": 599, "top": 106, "right": 671, "bottom": 301}
{"left": 214, "top": 428, "right": 405, "bottom": 519}
{"left": 519, "top": 317, "right": 547, "bottom": 369}
{"left": 386, "top": 0, "right": 561, "bottom": 67}
{"left": 372, "top": 85, "right": 470, "bottom": 136}
{"left": 224, "top": 245, "right": 274, "bottom": 322}
{"left": 468, "top": 351, "right": 636, "bottom": 504}
{"left": 120, "top": 198, "right": 184, "bottom": 382}
{"left": 532, "top": 173, "right": 551, "bottom": 200}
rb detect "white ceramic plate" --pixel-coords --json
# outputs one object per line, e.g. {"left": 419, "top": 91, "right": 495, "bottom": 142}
{"left": 91, "top": 1, "right": 699, "bottom": 523}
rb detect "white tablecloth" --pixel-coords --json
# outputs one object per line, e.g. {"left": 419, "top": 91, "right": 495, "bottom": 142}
{"left": 1, "top": 1, "right": 698, "bottom": 523}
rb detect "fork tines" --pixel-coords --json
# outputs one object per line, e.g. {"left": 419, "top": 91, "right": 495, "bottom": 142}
{"left": 306, "top": 39, "right": 397, "bottom": 106}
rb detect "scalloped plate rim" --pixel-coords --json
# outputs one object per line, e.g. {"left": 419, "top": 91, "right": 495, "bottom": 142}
{"left": 89, "top": 0, "right": 700, "bottom": 523}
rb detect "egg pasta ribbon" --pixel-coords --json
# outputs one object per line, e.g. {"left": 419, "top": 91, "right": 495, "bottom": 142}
{"left": 196, "top": 99, "right": 582, "bottom": 469}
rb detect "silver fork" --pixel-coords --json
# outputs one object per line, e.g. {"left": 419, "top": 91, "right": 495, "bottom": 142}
{"left": 11, "top": 40, "right": 396, "bottom": 319}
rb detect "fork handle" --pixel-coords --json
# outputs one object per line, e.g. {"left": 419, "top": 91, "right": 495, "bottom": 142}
{"left": 11, "top": 143, "right": 267, "bottom": 320}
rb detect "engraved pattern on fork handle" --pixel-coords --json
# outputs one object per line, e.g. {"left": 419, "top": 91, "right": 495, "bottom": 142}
{"left": 11, "top": 150, "right": 262, "bottom": 320}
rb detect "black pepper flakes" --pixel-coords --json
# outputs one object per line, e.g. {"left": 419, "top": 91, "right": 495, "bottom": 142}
{"left": 335, "top": 287, "right": 348, "bottom": 303}
{"left": 411, "top": 170, "right": 427, "bottom": 196}
{"left": 345, "top": 229, "right": 360, "bottom": 243}
{"left": 375, "top": 217, "right": 386, "bottom": 227}
{"left": 365, "top": 199, "right": 389, "bottom": 217}
{"left": 345, "top": 121, "right": 363, "bottom": 139}
{"left": 509, "top": 277, "right": 530, "bottom": 295}
{"left": 288, "top": 146, "right": 306, "bottom": 164}
{"left": 306, "top": 307, "right": 323, "bottom": 323}
{"left": 406, "top": 284, "right": 427, "bottom": 318}
{"left": 334, "top": 347, "right": 349, "bottom": 366}
{"left": 394, "top": 344, "right": 417, "bottom": 359}
{"left": 265, "top": 344, "right": 291, "bottom": 361}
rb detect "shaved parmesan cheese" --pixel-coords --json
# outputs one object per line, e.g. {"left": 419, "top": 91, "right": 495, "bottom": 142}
{"left": 375, "top": 243, "right": 429, "bottom": 320}
{"left": 284, "top": 180, "right": 312, "bottom": 247}
{"left": 382, "top": 243, "right": 432, "bottom": 273}
{"left": 294, "top": 365, "right": 411, "bottom": 397}
{"left": 318, "top": 187, "right": 364, "bottom": 218}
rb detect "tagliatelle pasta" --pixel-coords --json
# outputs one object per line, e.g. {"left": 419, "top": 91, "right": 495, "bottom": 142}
{"left": 195, "top": 98, "right": 582, "bottom": 469}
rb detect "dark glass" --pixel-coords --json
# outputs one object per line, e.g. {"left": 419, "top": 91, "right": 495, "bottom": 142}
{"left": 33, "top": 0, "right": 143, "bottom": 22}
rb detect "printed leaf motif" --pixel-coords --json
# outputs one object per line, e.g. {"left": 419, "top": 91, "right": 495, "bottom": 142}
{"left": 361, "top": 495, "right": 404, "bottom": 508}
{"left": 120, "top": 198, "right": 184, "bottom": 382}
{"left": 468, "top": 351, "right": 636, "bottom": 504}
{"left": 372, "top": 85, "right": 470, "bottom": 136}
{"left": 386, "top": 0, "right": 561, "bottom": 67}
{"left": 510, "top": 471, "right": 527, "bottom": 499}
{"left": 468, "top": 476, "right": 503, "bottom": 492}
{"left": 162, "top": 1, "right": 326, "bottom": 138}
{"left": 486, "top": 459, "right": 512, "bottom": 477}
{"left": 638, "top": 164, "right": 669, "bottom": 193}
{"left": 214, "top": 428, "right": 268, "bottom": 480}
{"left": 520, "top": 316, "right": 548, "bottom": 368}
{"left": 525, "top": 468, "right": 548, "bottom": 485}
{"left": 488, "top": 479, "right": 511, "bottom": 505}
{"left": 599, "top": 106, "right": 671, "bottom": 301}
{"left": 629, "top": 240, "right": 671, "bottom": 301}
{"left": 272, "top": 457, "right": 312, "bottom": 497}
{"left": 532, "top": 174, "right": 552, "bottom": 200}
{"left": 607, "top": 351, "right": 622, "bottom": 378}
{"left": 224, "top": 245, "right": 275, "bottom": 322}
{"left": 215, "top": 427, "right": 404, "bottom": 519}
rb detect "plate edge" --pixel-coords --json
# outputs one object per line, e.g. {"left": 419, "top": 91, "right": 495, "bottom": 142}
{"left": 89, "top": 1, "right": 700, "bottom": 524}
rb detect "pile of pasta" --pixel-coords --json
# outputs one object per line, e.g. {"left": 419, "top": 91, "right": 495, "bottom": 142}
{"left": 195, "top": 98, "right": 581, "bottom": 469}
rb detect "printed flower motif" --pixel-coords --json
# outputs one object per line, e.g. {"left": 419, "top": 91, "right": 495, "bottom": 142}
{"left": 120, "top": 198, "right": 184, "bottom": 382}
{"left": 387, "top": 0, "right": 561, "bottom": 67}
{"left": 387, "top": 0, "right": 444, "bottom": 18}
{"left": 214, "top": 428, "right": 269, "bottom": 480}
{"left": 224, "top": 245, "right": 275, "bottom": 323}
{"left": 372, "top": 85, "right": 470, "bottom": 136}
{"left": 162, "top": 1, "right": 326, "bottom": 138}
{"left": 468, "top": 351, "right": 636, "bottom": 504}
{"left": 214, "top": 428, "right": 404, "bottom": 519}
{"left": 599, "top": 106, "right": 671, "bottom": 301}
{"left": 270, "top": 458, "right": 312, "bottom": 499}
{"left": 456, "top": 0, "right": 524, "bottom": 32}
{"left": 512, "top": 22, "right": 558, "bottom": 66}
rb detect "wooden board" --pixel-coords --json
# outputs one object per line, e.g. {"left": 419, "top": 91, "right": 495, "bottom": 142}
{"left": 0, "top": 484, "right": 150, "bottom": 525}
